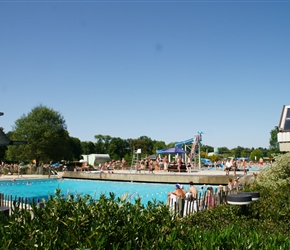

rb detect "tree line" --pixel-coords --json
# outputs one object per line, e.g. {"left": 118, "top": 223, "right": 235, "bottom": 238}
{"left": 0, "top": 105, "right": 280, "bottom": 166}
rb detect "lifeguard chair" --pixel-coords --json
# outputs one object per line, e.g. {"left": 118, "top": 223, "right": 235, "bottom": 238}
{"left": 131, "top": 148, "right": 141, "bottom": 172}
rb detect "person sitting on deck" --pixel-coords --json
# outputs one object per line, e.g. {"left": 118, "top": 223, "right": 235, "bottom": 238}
{"left": 149, "top": 159, "right": 154, "bottom": 173}
{"left": 81, "top": 162, "right": 89, "bottom": 171}
{"left": 135, "top": 163, "right": 142, "bottom": 173}
{"left": 225, "top": 159, "right": 232, "bottom": 176}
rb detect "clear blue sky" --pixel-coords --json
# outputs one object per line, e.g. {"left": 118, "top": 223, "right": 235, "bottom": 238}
{"left": 1, "top": 1, "right": 290, "bottom": 150}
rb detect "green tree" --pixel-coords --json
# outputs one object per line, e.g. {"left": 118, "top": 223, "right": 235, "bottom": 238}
{"left": 230, "top": 146, "right": 244, "bottom": 158}
{"left": 167, "top": 142, "right": 175, "bottom": 148}
{"left": 68, "top": 137, "right": 83, "bottom": 161}
{"left": 217, "top": 147, "right": 230, "bottom": 155}
{"left": 218, "top": 147, "right": 232, "bottom": 159}
{"left": 152, "top": 140, "right": 166, "bottom": 153}
{"left": 94, "top": 134, "right": 106, "bottom": 154}
{"left": 5, "top": 105, "right": 71, "bottom": 164}
{"left": 129, "top": 136, "right": 154, "bottom": 156}
{"left": 208, "top": 154, "right": 219, "bottom": 162}
{"left": 0, "top": 147, "right": 5, "bottom": 161}
{"left": 138, "top": 136, "right": 154, "bottom": 155}
{"left": 249, "top": 149, "right": 263, "bottom": 162}
{"left": 200, "top": 144, "right": 214, "bottom": 154}
{"left": 94, "top": 134, "right": 112, "bottom": 153}
{"left": 240, "top": 148, "right": 251, "bottom": 158}
{"left": 269, "top": 127, "right": 280, "bottom": 153}
{"left": 81, "top": 141, "right": 96, "bottom": 155}
{"left": 0, "top": 130, "right": 7, "bottom": 160}
{"left": 107, "top": 137, "right": 130, "bottom": 161}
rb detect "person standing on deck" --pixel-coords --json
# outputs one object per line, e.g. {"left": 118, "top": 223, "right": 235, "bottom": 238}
{"left": 121, "top": 158, "right": 126, "bottom": 170}
{"left": 242, "top": 159, "right": 247, "bottom": 175}
{"left": 232, "top": 159, "right": 237, "bottom": 177}
{"left": 163, "top": 155, "right": 168, "bottom": 172}
{"left": 177, "top": 156, "right": 182, "bottom": 173}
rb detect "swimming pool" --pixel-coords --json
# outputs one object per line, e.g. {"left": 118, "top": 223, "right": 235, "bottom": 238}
{"left": 0, "top": 179, "right": 218, "bottom": 205}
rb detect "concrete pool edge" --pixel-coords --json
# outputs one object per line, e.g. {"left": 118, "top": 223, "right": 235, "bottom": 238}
{"left": 62, "top": 170, "right": 255, "bottom": 185}
{"left": 0, "top": 170, "right": 255, "bottom": 185}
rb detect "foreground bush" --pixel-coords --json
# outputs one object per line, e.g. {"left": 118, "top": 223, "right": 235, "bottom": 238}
{"left": 255, "top": 152, "right": 290, "bottom": 190}
{"left": 0, "top": 187, "right": 289, "bottom": 249}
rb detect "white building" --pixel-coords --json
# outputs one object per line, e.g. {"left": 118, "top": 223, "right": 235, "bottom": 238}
{"left": 81, "top": 154, "right": 110, "bottom": 167}
{"left": 277, "top": 105, "right": 290, "bottom": 151}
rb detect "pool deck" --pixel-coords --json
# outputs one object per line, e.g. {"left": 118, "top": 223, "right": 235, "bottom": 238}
{"left": 62, "top": 169, "right": 255, "bottom": 185}
{"left": 0, "top": 169, "right": 255, "bottom": 185}
{"left": 0, "top": 174, "right": 60, "bottom": 181}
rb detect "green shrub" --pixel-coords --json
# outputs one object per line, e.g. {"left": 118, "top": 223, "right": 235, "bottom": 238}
{"left": 0, "top": 188, "right": 289, "bottom": 249}
{"left": 256, "top": 152, "right": 290, "bottom": 190}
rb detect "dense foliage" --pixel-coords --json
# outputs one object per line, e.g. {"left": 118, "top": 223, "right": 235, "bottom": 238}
{"left": 255, "top": 152, "right": 290, "bottom": 190}
{"left": 5, "top": 105, "right": 75, "bottom": 163}
{"left": 0, "top": 153, "right": 290, "bottom": 249}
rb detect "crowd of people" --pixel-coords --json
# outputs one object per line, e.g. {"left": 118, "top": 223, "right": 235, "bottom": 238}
{"left": 78, "top": 156, "right": 265, "bottom": 176}
{"left": 167, "top": 181, "right": 216, "bottom": 207}
{"left": 0, "top": 162, "right": 24, "bottom": 177}
{"left": 167, "top": 178, "right": 241, "bottom": 210}
{"left": 131, "top": 155, "right": 192, "bottom": 173}
{"left": 223, "top": 157, "right": 267, "bottom": 176}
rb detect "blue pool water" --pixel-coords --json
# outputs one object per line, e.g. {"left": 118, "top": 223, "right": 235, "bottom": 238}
{"left": 0, "top": 179, "right": 218, "bottom": 205}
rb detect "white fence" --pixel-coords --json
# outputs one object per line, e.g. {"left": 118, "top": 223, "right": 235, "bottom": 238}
{"left": 166, "top": 186, "right": 238, "bottom": 217}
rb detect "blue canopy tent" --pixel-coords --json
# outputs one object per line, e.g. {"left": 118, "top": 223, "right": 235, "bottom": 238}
{"left": 157, "top": 147, "right": 188, "bottom": 163}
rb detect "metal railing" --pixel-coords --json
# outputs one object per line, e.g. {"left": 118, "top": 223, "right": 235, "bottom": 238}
{"left": 0, "top": 193, "right": 44, "bottom": 216}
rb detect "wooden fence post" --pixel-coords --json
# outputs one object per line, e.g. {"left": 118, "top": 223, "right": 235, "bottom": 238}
{"left": 0, "top": 193, "right": 3, "bottom": 207}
